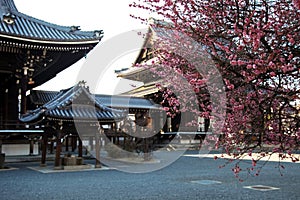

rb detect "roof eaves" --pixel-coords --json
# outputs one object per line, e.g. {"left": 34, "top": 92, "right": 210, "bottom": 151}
{"left": 0, "top": 9, "right": 103, "bottom": 44}
{"left": 0, "top": 32, "right": 101, "bottom": 45}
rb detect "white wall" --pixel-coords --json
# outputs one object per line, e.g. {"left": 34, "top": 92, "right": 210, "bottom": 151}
{"left": 2, "top": 144, "right": 39, "bottom": 156}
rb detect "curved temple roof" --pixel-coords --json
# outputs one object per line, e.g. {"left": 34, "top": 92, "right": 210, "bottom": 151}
{"left": 28, "top": 89, "right": 162, "bottom": 111}
{"left": 0, "top": 0, "right": 103, "bottom": 44}
{"left": 0, "top": 0, "right": 104, "bottom": 88}
{"left": 28, "top": 86, "right": 162, "bottom": 110}
{"left": 20, "top": 82, "right": 126, "bottom": 123}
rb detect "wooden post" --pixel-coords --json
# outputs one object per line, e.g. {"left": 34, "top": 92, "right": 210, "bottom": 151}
{"left": 144, "top": 138, "right": 150, "bottom": 161}
{"left": 123, "top": 135, "right": 126, "bottom": 149}
{"left": 65, "top": 136, "right": 69, "bottom": 152}
{"left": 29, "top": 138, "right": 34, "bottom": 156}
{"left": 0, "top": 139, "right": 2, "bottom": 154}
{"left": 4, "top": 88, "right": 9, "bottom": 129}
{"left": 95, "top": 134, "right": 101, "bottom": 168}
{"left": 0, "top": 139, "right": 4, "bottom": 168}
{"left": 40, "top": 135, "right": 47, "bottom": 167}
{"left": 89, "top": 136, "right": 94, "bottom": 151}
{"left": 78, "top": 136, "right": 83, "bottom": 158}
{"left": 72, "top": 136, "right": 77, "bottom": 152}
{"left": 167, "top": 117, "right": 172, "bottom": 132}
{"left": 50, "top": 140, "right": 54, "bottom": 154}
{"left": 6, "top": 79, "right": 18, "bottom": 127}
{"left": 20, "top": 69, "right": 28, "bottom": 115}
{"left": 117, "top": 135, "right": 120, "bottom": 145}
{"left": 204, "top": 118, "right": 210, "bottom": 132}
{"left": 54, "top": 130, "right": 62, "bottom": 169}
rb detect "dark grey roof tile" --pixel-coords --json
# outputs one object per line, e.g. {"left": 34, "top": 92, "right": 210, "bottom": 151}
{"left": 0, "top": 0, "right": 102, "bottom": 42}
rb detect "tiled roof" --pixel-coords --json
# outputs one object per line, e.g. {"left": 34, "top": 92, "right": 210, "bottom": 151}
{"left": 20, "top": 83, "right": 125, "bottom": 123}
{"left": 29, "top": 90, "right": 58, "bottom": 105}
{"left": 0, "top": 0, "right": 102, "bottom": 43}
{"left": 96, "top": 94, "right": 161, "bottom": 110}
{"left": 28, "top": 90, "right": 162, "bottom": 111}
{"left": 120, "top": 81, "right": 159, "bottom": 97}
{"left": 45, "top": 105, "right": 123, "bottom": 122}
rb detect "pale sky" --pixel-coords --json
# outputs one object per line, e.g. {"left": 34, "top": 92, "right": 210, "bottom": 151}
{"left": 14, "top": 0, "right": 148, "bottom": 94}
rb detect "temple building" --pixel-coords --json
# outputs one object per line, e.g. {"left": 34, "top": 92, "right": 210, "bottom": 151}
{"left": 18, "top": 81, "right": 162, "bottom": 168}
{"left": 116, "top": 19, "right": 211, "bottom": 135}
{"left": 0, "top": 1, "right": 164, "bottom": 169}
{"left": 0, "top": 0, "right": 103, "bottom": 166}
{"left": 0, "top": 0, "right": 103, "bottom": 127}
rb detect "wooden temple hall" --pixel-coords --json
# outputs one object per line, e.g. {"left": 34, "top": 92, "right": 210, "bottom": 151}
{"left": 20, "top": 82, "right": 163, "bottom": 168}
{"left": 0, "top": 0, "right": 164, "bottom": 168}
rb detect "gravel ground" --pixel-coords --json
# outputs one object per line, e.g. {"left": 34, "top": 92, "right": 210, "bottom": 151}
{"left": 0, "top": 151, "right": 299, "bottom": 200}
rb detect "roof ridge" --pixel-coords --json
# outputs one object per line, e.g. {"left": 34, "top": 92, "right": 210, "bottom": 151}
{"left": 10, "top": 9, "right": 102, "bottom": 38}
{"left": 0, "top": 1, "right": 103, "bottom": 42}
{"left": 20, "top": 84, "right": 126, "bottom": 123}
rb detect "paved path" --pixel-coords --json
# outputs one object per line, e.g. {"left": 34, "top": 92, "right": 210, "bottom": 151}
{"left": 185, "top": 152, "right": 300, "bottom": 163}
{"left": 1, "top": 151, "right": 300, "bottom": 200}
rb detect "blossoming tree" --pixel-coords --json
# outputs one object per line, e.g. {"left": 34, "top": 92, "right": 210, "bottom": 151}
{"left": 130, "top": 0, "right": 300, "bottom": 178}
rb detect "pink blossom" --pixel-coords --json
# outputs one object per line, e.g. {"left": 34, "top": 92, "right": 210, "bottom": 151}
{"left": 293, "top": 0, "right": 300, "bottom": 9}
{"left": 132, "top": 0, "right": 300, "bottom": 178}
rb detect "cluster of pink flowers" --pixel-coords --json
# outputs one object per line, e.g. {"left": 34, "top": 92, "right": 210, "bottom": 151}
{"left": 131, "top": 0, "right": 300, "bottom": 178}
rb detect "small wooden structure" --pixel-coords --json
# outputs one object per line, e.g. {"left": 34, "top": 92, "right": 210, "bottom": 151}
{"left": 21, "top": 81, "right": 163, "bottom": 167}
{"left": 20, "top": 82, "right": 125, "bottom": 168}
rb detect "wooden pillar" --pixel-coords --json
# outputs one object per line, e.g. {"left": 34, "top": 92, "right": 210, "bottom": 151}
{"left": 78, "top": 136, "right": 83, "bottom": 158}
{"left": 40, "top": 135, "right": 47, "bottom": 167}
{"left": 65, "top": 136, "right": 69, "bottom": 152}
{"left": 95, "top": 134, "right": 101, "bottom": 168}
{"left": 54, "top": 130, "right": 62, "bottom": 169}
{"left": 123, "top": 135, "right": 126, "bottom": 149}
{"left": 167, "top": 117, "right": 172, "bottom": 132}
{"left": 89, "top": 136, "right": 94, "bottom": 151}
{"left": 204, "top": 118, "right": 210, "bottom": 132}
{"left": 116, "top": 136, "right": 120, "bottom": 145}
{"left": 75, "top": 136, "right": 78, "bottom": 151}
{"left": 0, "top": 139, "right": 2, "bottom": 154}
{"left": 112, "top": 136, "right": 115, "bottom": 144}
{"left": 0, "top": 139, "right": 4, "bottom": 169}
{"left": 29, "top": 138, "right": 34, "bottom": 156}
{"left": 49, "top": 140, "right": 54, "bottom": 154}
{"left": 143, "top": 138, "right": 150, "bottom": 161}
{"left": 71, "top": 136, "right": 77, "bottom": 152}
{"left": 2, "top": 88, "right": 9, "bottom": 129}
{"left": 6, "top": 79, "right": 18, "bottom": 127}
{"left": 20, "top": 69, "right": 28, "bottom": 115}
